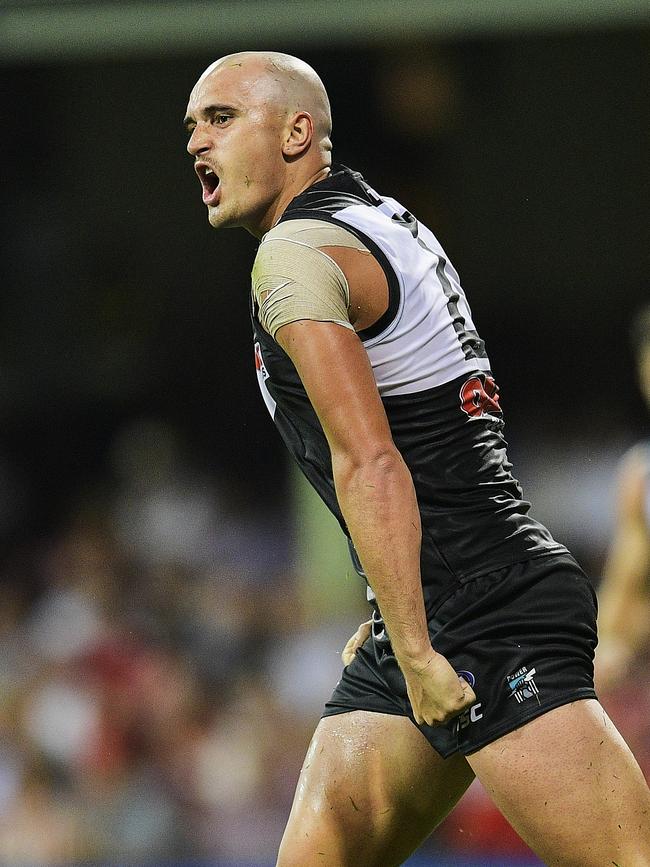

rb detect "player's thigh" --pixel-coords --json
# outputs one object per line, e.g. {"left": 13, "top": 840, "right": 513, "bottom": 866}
{"left": 467, "top": 698, "right": 650, "bottom": 867}
{"left": 277, "top": 709, "right": 474, "bottom": 867}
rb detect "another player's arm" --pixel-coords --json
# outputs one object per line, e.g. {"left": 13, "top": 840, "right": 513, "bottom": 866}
{"left": 596, "top": 449, "right": 650, "bottom": 689}
{"left": 275, "top": 312, "right": 475, "bottom": 726}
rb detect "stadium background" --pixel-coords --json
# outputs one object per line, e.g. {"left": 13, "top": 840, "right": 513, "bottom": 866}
{"left": 1, "top": 1, "right": 648, "bottom": 864}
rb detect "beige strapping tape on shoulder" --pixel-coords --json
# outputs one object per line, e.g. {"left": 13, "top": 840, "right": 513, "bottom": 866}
{"left": 252, "top": 227, "right": 363, "bottom": 337}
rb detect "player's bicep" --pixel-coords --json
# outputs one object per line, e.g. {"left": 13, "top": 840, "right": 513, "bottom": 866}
{"left": 275, "top": 319, "right": 396, "bottom": 463}
{"left": 252, "top": 238, "right": 353, "bottom": 338}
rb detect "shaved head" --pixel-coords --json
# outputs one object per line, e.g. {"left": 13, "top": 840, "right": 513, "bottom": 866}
{"left": 185, "top": 51, "right": 333, "bottom": 236}
{"left": 194, "top": 51, "right": 332, "bottom": 144}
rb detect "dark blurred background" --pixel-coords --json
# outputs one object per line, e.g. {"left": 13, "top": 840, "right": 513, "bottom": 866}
{"left": 0, "top": 1, "right": 648, "bottom": 864}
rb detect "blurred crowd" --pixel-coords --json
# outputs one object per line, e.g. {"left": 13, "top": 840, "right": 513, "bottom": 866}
{"left": 0, "top": 415, "right": 646, "bottom": 866}
{"left": 0, "top": 417, "right": 317, "bottom": 864}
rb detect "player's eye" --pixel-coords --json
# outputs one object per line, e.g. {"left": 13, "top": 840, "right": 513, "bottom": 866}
{"left": 214, "top": 114, "right": 231, "bottom": 125}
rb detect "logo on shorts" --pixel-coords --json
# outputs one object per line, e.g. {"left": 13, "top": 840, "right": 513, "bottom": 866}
{"left": 456, "top": 669, "right": 475, "bottom": 687}
{"left": 506, "top": 666, "right": 540, "bottom": 704}
{"left": 453, "top": 671, "right": 482, "bottom": 734}
{"left": 454, "top": 703, "right": 483, "bottom": 733}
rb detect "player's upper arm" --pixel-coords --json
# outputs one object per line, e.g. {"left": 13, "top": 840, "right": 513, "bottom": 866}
{"left": 275, "top": 319, "right": 397, "bottom": 467}
{"left": 252, "top": 219, "right": 368, "bottom": 338}
{"left": 252, "top": 218, "right": 388, "bottom": 336}
{"left": 256, "top": 219, "right": 397, "bottom": 465}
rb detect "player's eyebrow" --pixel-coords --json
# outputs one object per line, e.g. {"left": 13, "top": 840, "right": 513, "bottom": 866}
{"left": 183, "top": 103, "right": 238, "bottom": 131}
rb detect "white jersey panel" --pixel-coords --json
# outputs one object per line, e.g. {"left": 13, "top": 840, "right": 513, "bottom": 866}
{"left": 334, "top": 200, "right": 491, "bottom": 397}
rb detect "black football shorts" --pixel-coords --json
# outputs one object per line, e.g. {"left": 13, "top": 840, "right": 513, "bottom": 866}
{"left": 323, "top": 553, "right": 598, "bottom": 758}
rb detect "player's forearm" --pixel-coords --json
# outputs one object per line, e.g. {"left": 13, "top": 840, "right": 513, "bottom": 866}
{"left": 599, "top": 525, "right": 650, "bottom": 645}
{"left": 332, "top": 448, "right": 432, "bottom": 662}
{"left": 598, "top": 584, "right": 650, "bottom": 654}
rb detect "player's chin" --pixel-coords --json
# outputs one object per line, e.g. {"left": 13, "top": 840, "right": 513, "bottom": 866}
{"left": 208, "top": 207, "right": 246, "bottom": 233}
{"left": 207, "top": 206, "right": 228, "bottom": 229}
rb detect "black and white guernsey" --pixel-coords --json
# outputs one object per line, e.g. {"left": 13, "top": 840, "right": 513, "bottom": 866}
{"left": 251, "top": 165, "right": 566, "bottom": 615}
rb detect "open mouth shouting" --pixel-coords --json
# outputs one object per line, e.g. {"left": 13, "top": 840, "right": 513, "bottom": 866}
{"left": 195, "top": 162, "right": 221, "bottom": 206}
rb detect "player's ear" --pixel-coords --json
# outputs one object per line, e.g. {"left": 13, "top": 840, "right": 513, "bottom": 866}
{"left": 282, "top": 112, "right": 313, "bottom": 157}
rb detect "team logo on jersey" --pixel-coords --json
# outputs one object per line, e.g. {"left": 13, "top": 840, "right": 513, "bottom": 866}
{"left": 506, "top": 666, "right": 540, "bottom": 704}
{"left": 254, "top": 341, "right": 277, "bottom": 417}
{"left": 254, "top": 342, "right": 269, "bottom": 380}
{"left": 459, "top": 374, "right": 502, "bottom": 419}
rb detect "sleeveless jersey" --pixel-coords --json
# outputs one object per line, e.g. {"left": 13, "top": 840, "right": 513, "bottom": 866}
{"left": 251, "top": 165, "right": 567, "bottom": 613}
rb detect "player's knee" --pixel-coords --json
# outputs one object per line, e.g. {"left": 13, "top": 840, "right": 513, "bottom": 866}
{"left": 276, "top": 807, "right": 367, "bottom": 867}
{"left": 276, "top": 832, "right": 342, "bottom": 867}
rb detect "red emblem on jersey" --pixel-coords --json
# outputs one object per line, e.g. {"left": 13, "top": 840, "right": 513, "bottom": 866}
{"left": 460, "top": 375, "right": 502, "bottom": 418}
{"left": 254, "top": 342, "right": 269, "bottom": 380}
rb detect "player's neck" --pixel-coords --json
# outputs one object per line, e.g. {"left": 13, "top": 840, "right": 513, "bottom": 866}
{"left": 251, "top": 165, "right": 331, "bottom": 238}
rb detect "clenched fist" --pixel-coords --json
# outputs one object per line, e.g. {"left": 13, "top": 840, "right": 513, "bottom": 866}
{"left": 399, "top": 648, "right": 477, "bottom": 727}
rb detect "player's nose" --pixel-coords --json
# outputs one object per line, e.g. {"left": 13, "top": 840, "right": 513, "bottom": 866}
{"left": 186, "top": 124, "right": 211, "bottom": 157}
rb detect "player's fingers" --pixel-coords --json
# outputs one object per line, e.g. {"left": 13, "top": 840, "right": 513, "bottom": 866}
{"left": 341, "top": 635, "right": 357, "bottom": 665}
{"left": 415, "top": 682, "right": 477, "bottom": 727}
{"left": 356, "top": 619, "right": 372, "bottom": 644}
{"left": 458, "top": 676, "right": 477, "bottom": 707}
{"left": 416, "top": 709, "right": 446, "bottom": 727}
{"left": 341, "top": 620, "right": 372, "bottom": 665}
{"left": 341, "top": 631, "right": 363, "bottom": 665}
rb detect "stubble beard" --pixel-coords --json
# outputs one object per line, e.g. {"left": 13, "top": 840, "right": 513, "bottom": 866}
{"left": 207, "top": 203, "right": 236, "bottom": 230}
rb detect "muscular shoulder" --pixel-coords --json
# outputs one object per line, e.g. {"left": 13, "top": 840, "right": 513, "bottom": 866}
{"left": 251, "top": 221, "right": 354, "bottom": 340}
{"left": 252, "top": 220, "right": 385, "bottom": 339}
{"left": 262, "top": 218, "right": 370, "bottom": 251}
